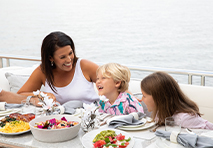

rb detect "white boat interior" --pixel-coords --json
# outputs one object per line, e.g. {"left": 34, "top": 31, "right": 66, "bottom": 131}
{"left": 1, "top": 54, "right": 213, "bottom": 123}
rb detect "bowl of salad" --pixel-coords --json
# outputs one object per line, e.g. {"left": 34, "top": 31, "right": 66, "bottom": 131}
{"left": 29, "top": 115, "right": 81, "bottom": 142}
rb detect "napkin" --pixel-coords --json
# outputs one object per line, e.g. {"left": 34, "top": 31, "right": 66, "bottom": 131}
{"left": 0, "top": 102, "right": 23, "bottom": 111}
{"left": 0, "top": 102, "right": 6, "bottom": 111}
{"left": 56, "top": 100, "right": 83, "bottom": 115}
{"left": 5, "top": 103, "right": 23, "bottom": 109}
{"left": 155, "top": 130, "right": 213, "bottom": 148}
{"left": 108, "top": 112, "right": 146, "bottom": 128}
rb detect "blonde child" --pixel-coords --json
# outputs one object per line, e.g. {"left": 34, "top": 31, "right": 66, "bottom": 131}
{"left": 96, "top": 63, "right": 144, "bottom": 115}
{"left": 141, "top": 71, "right": 213, "bottom": 129}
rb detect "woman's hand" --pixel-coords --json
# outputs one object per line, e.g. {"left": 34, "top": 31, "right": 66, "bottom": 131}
{"left": 44, "top": 92, "right": 61, "bottom": 106}
{"left": 30, "top": 97, "right": 42, "bottom": 107}
{"left": 43, "top": 92, "right": 57, "bottom": 102}
{"left": 30, "top": 92, "right": 58, "bottom": 107}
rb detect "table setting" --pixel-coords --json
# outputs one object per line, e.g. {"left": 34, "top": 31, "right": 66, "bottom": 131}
{"left": 145, "top": 116, "right": 213, "bottom": 148}
{"left": 0, "top": 90, "right": 157, "bottom": 147}
{"left": 79, "top": 102, "right": 157, "bottom": 148}
{"left": 0, "top": 101, "right": 36, "bottom": 136}
{"left": 1, "top": 93, "right": 213, "bottom": 148}
{"left": 0, "top": 102, "right": 23, "bottom": 117}
{"left": 0, "top": 96, "right": 85, "bottom": 148}
{"left": 155, "top": 130, "right": 213, "bottom": 148}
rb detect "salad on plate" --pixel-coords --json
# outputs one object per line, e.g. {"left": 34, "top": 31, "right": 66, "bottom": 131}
{"left": 93, "top": 130, "right": 131, "bottom": 148}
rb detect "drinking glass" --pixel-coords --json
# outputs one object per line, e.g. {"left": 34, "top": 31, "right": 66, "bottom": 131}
{"left": 165, "top": 117, "right": 181, "bottom": 132}
{"left": 21, "top": 99, "right": 36, "bottom": 114}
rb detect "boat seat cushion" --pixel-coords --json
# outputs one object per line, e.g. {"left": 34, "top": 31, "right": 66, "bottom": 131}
{"left": 5, "top": 72, "right": 30, "bottom": 93}
{"left": 179, "top": 84, "right": 213, "bottom": 123}
{"left": 0, "top": 65, "right": 38, "bottom": 92}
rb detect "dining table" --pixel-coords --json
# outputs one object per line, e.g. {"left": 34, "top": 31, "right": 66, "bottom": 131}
{"left": 0, "top": 108, "right": 212, "bottom": 148}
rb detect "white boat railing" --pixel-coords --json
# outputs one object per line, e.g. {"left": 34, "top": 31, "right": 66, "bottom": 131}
{"left": 1, "top": 54, "right": 213, "bottom": 86}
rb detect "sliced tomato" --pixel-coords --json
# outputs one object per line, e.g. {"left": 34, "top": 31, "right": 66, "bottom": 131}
{"left": 109, "top": 136, "right": 113, "bottom": 142}
{"left": 115, "top": 133, "right": 125, "bottom": 141}
{"left": 119, "top": 142, "right": 129, "bottom": 148}
{"left": 93, "top": 140, "right": 106, "bottom": 148}
{"left": 108, "top": 136, "right": 117, "bottom": 144}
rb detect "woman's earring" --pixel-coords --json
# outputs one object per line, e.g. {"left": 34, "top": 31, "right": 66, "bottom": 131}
{"left": 51, "top": 61, "right": 54, "bottom": 66}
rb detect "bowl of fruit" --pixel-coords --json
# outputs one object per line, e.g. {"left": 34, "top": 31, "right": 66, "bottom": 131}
{"left": 29, "top": 115, "right": 81, "bottom": 142}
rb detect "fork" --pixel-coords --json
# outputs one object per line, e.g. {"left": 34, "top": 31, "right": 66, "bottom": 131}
{"left": 99, "top": 114, "right": 112, "bottom": 121}
{"left": 186, "top": 128, "right": 196, "bottom": 135}
{"left": 99, "top": 115, "right": 115, "bottom": 125}
{"left": 149, "top": 125, "right": 160, "bottom": 132}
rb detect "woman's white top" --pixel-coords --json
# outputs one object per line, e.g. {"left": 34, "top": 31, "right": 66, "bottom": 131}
{"left": 44, "top": 59, "right": 99, "bottom": 104}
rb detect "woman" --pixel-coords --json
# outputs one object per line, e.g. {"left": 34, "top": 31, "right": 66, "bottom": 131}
{"left": 18, "top": 31, "right": 99, "bottom": 105}
{"left": 140, "top": 71, "right": 213, "bottom": 129}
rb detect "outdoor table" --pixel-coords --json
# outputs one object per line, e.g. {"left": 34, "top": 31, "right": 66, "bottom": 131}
{"left": 0, "top": 111, "right": 211, "bottom": 148}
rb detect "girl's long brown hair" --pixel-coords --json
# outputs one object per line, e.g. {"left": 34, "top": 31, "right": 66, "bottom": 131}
{"left": 40, "top": 31, "right": 78, "bottom": 93}
{"left": 141, "top": 71, "right": 201, "bottom": 125}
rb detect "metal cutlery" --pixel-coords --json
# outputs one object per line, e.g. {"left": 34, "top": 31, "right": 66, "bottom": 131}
{"left": 98, "top": 114, "right": 115, "bottom": 125}
{"left": 186, "top": 128, "right": 196, "bottom": 135}
{"left": 149, "top": 125, "right": 160, "bottom": 132}
{"left": 99, "top": 113, "right": 112, "bottom": 121}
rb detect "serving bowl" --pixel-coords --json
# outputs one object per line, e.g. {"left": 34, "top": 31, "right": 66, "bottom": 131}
{"left": 29, "top": 115, "right": 81, "bottom": 143}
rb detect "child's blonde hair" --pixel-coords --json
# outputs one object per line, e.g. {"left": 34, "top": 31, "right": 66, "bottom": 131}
{"left": 96, "top": 63, "right": 131, "bottom": 92}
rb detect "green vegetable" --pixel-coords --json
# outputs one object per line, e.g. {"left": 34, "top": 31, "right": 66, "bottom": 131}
{"left": 111, "top": 144, "right": 117, "bottom": 147}
{"left": 105, "top": 137, "right": 110, "bottom": 143}
{"left": 120, "top": 137, "right": 131, "bottom": 142}
{"left": 0, "top": 122, "right": 6, "bottom": 127}
{"left": 93, "top": 130, "right": 117, "bottom": 143}
{"left": 126, "top": 137, "right": 131, "bottom": 142}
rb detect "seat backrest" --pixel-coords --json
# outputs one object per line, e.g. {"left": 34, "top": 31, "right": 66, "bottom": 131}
{"left": 0, "top": 65, "right": 41, "bottom": 92}
{"left": 129, "top": 78, "right": 142, "bottom": 94}
{"left": 179, "top": 84, "right": 213, "bottom": 123}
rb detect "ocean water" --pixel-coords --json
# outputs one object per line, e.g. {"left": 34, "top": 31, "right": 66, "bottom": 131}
{"left": 0, "top": 0, "right": 213, "bottom": 86}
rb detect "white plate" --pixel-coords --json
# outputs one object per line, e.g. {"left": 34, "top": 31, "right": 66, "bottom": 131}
{"left": 73, "top": 108, "right": 82, "bottom": 117}
{"left": 81, "top": 128, "right": 134, "bottom": 148}
{"left": 106, "top": 115, "right": 147, "bottom": 127}
{"left": 155, "top": 138, "right": 184, "bottom": 148}
{"left": 201, "top": 131, "right": 213, "bottom": 139}
{"left": 118, "top": 120, "right": 156, "bottom": 131}
{"left": 0, "top": 109, "right": 14, "bottom": 115}
{"left": 0, "top": 109, "right": 19, "bottom": 115}
{"left": 121, "top": 118, "right": 147, "bottom": 128}
{"left": 0, "top": 129, "right": 31, "bottom": 135}
{"left": 0, "top": 109, "right": 21, "bottom": 117}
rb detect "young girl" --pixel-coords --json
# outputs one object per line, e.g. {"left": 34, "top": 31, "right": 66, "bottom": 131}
{"left": 141, "top": 71, "right": 213, "bottom": 129}
{"left": 96, "top": 63, "right": 144, "bottom": 115}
